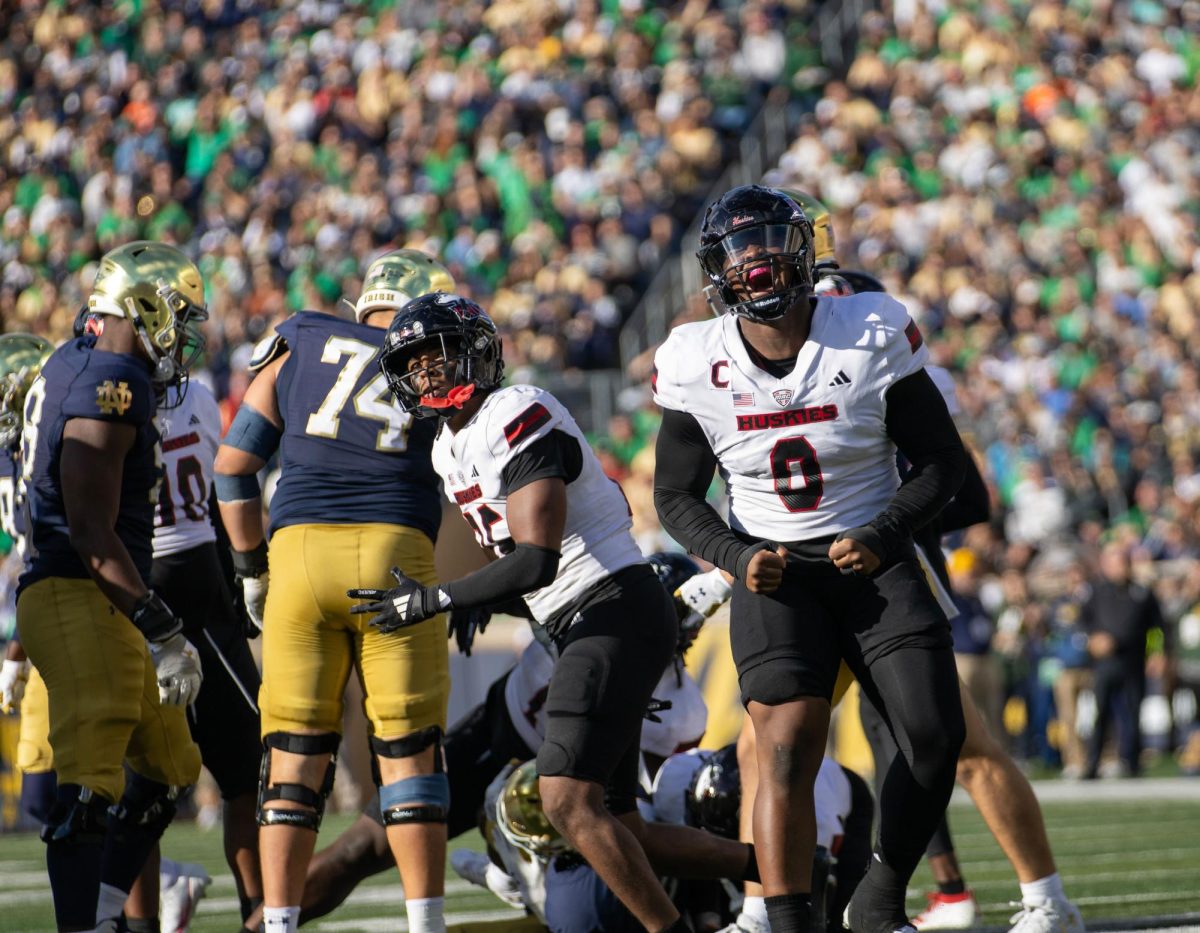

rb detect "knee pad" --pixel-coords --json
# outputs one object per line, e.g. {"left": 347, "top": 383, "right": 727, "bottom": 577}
{"left": 41, "top": 783, "right": 111, "bottom": 846}
{"left": 257, "top": 731, "right": 340, "bottom": 832}
{"left": 108, "top": 772, "right": 181, "bottom": 839}
{"left": 370, "top": 726, "right": 449, "bottom": 826}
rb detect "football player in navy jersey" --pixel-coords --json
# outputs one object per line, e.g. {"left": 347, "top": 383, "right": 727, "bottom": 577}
{"left": 653, "top": 186, "right": 969, "bottom": 933}
{"left": 214, "top": 250, "right": 456, "bottom": 933}
{"left": 16, "top": 242, "right": 207, "bottom": 932}
{"left": 0, "top": 334, "right": 56, "bottom": 819}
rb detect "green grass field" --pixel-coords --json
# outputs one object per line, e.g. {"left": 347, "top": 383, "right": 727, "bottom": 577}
{"left": 1, "top": 788, "right": 1199, "bottom": 932}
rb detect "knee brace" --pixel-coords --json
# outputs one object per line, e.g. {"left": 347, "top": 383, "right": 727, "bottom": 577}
{"left": 41, "top": 783, "right": 110, "bottom": 846}
{"left": 371, "top": 726, "right": 449, "bottom": 826}
{"left": 103, "top": 772, "right": 184, "bottom": 892}
{"left": 257, "top": 731, "right": 340, "bottom": 832}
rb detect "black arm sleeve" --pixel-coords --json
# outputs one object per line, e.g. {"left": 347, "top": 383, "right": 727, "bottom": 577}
{"left": 501, "top": 430, "right": 583, "bottom": 494}
{"left": 653, "top": 408, "right": 765, "bottom": 580}
{"left": 442, "top": 543, "right": 561, "bottom": 610}
{"left": 938, "top": 448, "right": 989, "bottom": 533}
{"left": 865, "top": 370, "right": 968, "bottom": 560}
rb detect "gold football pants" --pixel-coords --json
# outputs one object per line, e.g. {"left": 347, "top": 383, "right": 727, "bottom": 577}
{"left": 16, "top": 577, "right": 201, "bottom": 801}
{"left": 260, "top": 523, "right": 450, "bottom": 739}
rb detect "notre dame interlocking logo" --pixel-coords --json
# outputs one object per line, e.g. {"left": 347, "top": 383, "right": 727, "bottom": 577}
{"left": 96, "top": 379, "right": 133, "bottom": 416}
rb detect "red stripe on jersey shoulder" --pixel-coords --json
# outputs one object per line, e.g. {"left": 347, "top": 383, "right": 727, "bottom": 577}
{"left": 162, "top": 431, "right": 200, "bottom": 452}
{"left": 504, "top": 402, "right": 552, "bottom": 447}
{"left": 905, "top": 318, "right": 924, "bottom": 353}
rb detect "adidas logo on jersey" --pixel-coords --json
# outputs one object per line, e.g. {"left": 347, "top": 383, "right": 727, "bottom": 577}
{"left": 829, "top": 370, "right": 852, "bottom": 387}
{"left": 471, "top": 466, "right": 479, "bottom": 477}
{"left": 189, "top": 414, "right": 201, "bottom": 425}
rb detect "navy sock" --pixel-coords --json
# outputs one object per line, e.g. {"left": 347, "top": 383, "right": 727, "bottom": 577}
{"left": 938, "top": 878, "right": 966, "bottom": 896}
{"left": 47, "top": 835, "right": 104, "bottom": 930}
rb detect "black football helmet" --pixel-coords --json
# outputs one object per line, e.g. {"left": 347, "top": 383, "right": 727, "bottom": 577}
{"left": 697, "top": 185, "right": 815, "bottom": 322}
{"left": 685, "top": 743, "right": 740, "bottom": 839}
{"left": 379, "top": 292, "right": 504, "bottom": 419}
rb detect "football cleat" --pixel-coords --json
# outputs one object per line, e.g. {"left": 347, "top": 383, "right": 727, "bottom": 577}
{"left": 716, "top": 913, "right": 770, "bottom": 933}
{"left": 159, "top": 857, "right": 212, "bottom": 933}
{"left": 1007, "top": 896, "right": 1085, "bottom": 933}
{"left": 912, "top": 890, "right": 979, "bottom": 930}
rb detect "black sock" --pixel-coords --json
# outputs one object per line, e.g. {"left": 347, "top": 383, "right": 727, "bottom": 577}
{"left": 765, "top": 892, "right": 812, "bottom": 933}
{"left": 657, "top": 917, "right": 690, "bottom": 933}
{"left": 126, "top": 918, "right": 160, "bottom": 933}
{"left": 47, "top": 837, "right": 104, "bottom": 930}
{"left": 937, "top": 878, "right": 966, "bottom": 896}
{"left": 242, "top": 894, "right": 264, "bottom": 922}
{"left": 742, "top": 843, "right": 761, "bottom": 884}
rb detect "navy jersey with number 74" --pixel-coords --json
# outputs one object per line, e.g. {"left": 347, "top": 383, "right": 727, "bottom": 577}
{"left": 268, "top": 312, "right": 441, "bottom": 542}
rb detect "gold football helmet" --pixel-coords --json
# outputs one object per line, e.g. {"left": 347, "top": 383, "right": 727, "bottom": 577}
{"left": 496, "top": 761, "right": 572, "bottom": 859}
{"left": 774, "top": 188, "right": 836, "bottom": 270}
{"left": 353, "top": 249, "right": 456, "bottom": 322}
{"left": 0, "top": 333, "right": 53, "bottom": 448}
{"left": 87, "top": 241, "right": 208, "bottom": 385}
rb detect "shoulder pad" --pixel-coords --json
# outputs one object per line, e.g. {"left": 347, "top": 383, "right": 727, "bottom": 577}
{"left": 484, "top": 385, "right": 563, "bottom": 454}
{"left": 249, "top": 332, "right": 288, "bottom": 373}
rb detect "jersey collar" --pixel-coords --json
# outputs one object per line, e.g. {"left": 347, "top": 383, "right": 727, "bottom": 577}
{"left": 720, "top": 299, "right": 828, "bottom": 386}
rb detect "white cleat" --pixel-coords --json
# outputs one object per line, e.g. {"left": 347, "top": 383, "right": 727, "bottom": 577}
{"left": 913, "top": 890, "right": 979, "bottom": 930}
{"left": 159, "top": 858, "right": 212, "bottom": 933}
{"left": 450, "top": 849, "right": 525, "bottom": 910}
{"left": 1008, "top": 896, "right": 1085, "bottom": 933}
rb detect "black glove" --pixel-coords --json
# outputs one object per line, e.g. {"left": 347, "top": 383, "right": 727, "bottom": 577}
{"left": 448, "top": 606, "right": 491, "bottom": 657}
{"left": 130, "top": 591, "right": 183, "bottom": 642}
{"left": 348, "top": 567, "right": 444, "bottom": 634}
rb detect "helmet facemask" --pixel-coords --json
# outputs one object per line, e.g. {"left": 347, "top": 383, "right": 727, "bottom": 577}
{"left": 698, "top": 222, "right": 814, "bottom": 322}
{"left": 381, "top": 331, "right": 502, "bottom": 420}
{"left": 127, "top": 282, "right": 209, "bottom": 404}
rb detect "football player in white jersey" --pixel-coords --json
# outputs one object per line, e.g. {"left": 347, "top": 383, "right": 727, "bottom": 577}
{"left": 354, "top": 293, "right": 761, "bottom": 933}
{"left": 150, "top": 376, "right": 264, "bottom": 928}
{"left": 652, "top": 185, "right": 969, "bottom": 933}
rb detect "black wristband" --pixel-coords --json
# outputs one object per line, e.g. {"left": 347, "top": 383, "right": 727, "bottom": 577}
{"left": 130, "top": 591, "right": 182, "bottom": 642}
{"left": 232, "top": 541, "right": 269, "bottom": 578}
{"left": 734, "top": 541, "right": 772, "bottom": 582}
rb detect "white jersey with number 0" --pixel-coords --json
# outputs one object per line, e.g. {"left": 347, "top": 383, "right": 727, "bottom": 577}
{"left": 153, "top": 381, "right": 221, "bottom": 557}
{"left": 652, "top": 293, "right": 930, "bottom": 543}
{"left": 432, "top": 384, "right": 644, "bottom": 624}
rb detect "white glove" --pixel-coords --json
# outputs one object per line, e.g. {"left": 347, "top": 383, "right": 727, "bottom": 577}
{"left": 0, "top": 659, "right": 30, "bottom": 714}
{"left": 676, "top": 567, "right": 733, "bottom": 621}
{"left": 149, "top": 634, "right": 203, "bottom": 707}
{"left": 241, "top": 572, "right": 269, "bottom": 633}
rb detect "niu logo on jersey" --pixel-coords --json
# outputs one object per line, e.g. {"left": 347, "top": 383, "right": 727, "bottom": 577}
{"left": 772, "top": 389, "right": 793, "bottom": 407}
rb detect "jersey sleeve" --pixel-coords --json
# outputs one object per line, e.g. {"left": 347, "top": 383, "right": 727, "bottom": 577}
{"left": 248, "top": 331, "right": 290, "bottom": 373}
{"left": 484, "top": 387, "right": 565, "bottom": 474}
{"left": 61, "top": 356, "right": 154, "bottom": 426}
{"left": 873, "top": 294, "right": 929, "bottom": 395}
{"left": 651, "top": 330, "right": 690, "bottom": 412}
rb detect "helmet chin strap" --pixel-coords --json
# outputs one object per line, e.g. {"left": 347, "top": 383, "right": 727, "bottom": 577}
{"left": 420, "top": 383, "right": 476, "bottom": 410}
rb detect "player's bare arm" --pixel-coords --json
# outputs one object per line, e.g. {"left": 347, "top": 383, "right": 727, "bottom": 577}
{"left": 61, "top": 416, "right": 146, "bottom": 616}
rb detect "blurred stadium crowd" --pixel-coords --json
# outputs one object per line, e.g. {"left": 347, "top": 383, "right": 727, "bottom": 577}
{"left": 2, "top": 0, "right": 1200, "bottom": 775}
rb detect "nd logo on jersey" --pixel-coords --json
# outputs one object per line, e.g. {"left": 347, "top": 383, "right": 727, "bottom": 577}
{"left": 96, "top": 380, "right": 133, "bottom": 416}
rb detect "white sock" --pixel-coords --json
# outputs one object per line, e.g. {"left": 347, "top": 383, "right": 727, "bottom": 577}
{"left": 742, "top": 895, "right": 768, "bottom": 925}
{"left": 263, "top": 905, "right": 301, "bottom": 933}
{"left": 95, "top": 883, "right": 127, "bottom": 924}
{"left": 406, "top": 896, "right": 445, "bottom": 933}
{"left": 1021, "top": 873, "right": 1066, "bottom": 903}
